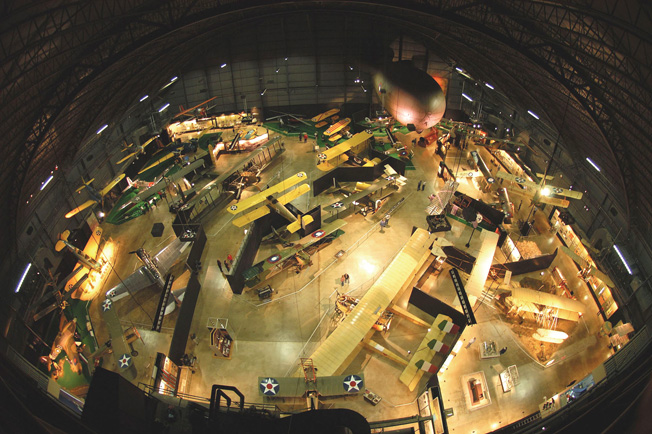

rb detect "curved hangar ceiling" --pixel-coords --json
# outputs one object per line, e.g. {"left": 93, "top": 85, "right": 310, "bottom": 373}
{"left": 1, "top": 1, "right": 650, "bottom": 249}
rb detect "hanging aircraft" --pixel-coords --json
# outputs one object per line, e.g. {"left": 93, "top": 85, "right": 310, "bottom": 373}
{"left": 41, "top": 317, "right": 83, "bottom": 376}
{"left": 311, "top": 108, "right": 340, "bottom": 124}
{"left": 227, "top": 172, "right": 314, "bottom": 233}
{"left": 316, "top": 131, "right": 375, "bottom": 171}
{"left": 106, "top": 159, "right": 205, "bottom": 225}
{"left": 51, "top": 225, "right": 112, "bottom": 302}
{"left": 468, "top": 131, "right": 539, "bottom": 156}
{"left": 495, "top": 170, "right": 583, "bottom": 208}
{"left": 455, "top": 150, "right": 496, "bottom": 184}
{"left": 266, "top": 110, "right": 311, "bottom": 127}
{"left": 65, "top": 174, "right": 125, "bottom": 218}
{"left": 116, "top": 135, "right": 159, "bottom": 165}
{"left": 372, "top": 61, "right": 446, "bottom": 133}
{"left": 243, "top": 219, "right": 347, "bottom": 287}
{"left": 105, "top": 237, "right": 191, "bottom": 315}
{"left": 173, "top": 96, "right": 219, "bottom": 119}
{"left": 96, "top": 298, "right": 138, "bottom": 379}
{"left": 559, "top": 246, "right": 615, "bottom": 288}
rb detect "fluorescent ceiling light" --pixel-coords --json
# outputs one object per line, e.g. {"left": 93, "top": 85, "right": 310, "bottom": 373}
{"left": 139, "top": 95, "right": 149, "bottom": 102}
{"left": 96, "top": 124, "right": 108, "bottom": 134}
{"left": 586, "top": 157, "right": 601, "bottom": 172}
{"left": 485, "top": 83, "right": 494, "bottom": 90}
{"left": 462, "top": 93, "right": 473, "bottom": 102}
{"left": 40, "top": 175, "right": 53, "bottom": 191}
{"left": 613, "top": 245, "right": 633, "bottom": 275}
{"left": 170, "top": 76, "right": 178, "bottom": 82}
{"left": 220, "top": 63, "right": 227, "bottom": 68}
{"left": 260, "top": 88, "right": 267, "bottom": 96}
{"left": 455, "top": 67, "right": 463, "bottom": 72}
{"left": 158, "top": 103, "right": 170, "bottom": 112}
{"left": 527, "top": 110, "right": 540, "bottom": 119}
{"left": 15, "top": 263, "right": 31, "bottom": 293}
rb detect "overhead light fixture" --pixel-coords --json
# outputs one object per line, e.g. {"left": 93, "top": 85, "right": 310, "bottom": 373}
{"left": 160, "top": 76, "right": 179, "bottom": 90}
{"left": 98, "top": 211, "right": 105, "bottom": 218}
{"left": 96, "top": 124, "right": 108, "bottom": 135}
{"left": 260, "top": 88, "right": 267, "bottom": 96}
{"left": 613, "top": 245, "right": 633, "bottom": 275}
{"left": 541, "top": 187, "right": 551, "bottom": 196}
{"left": 284, "top": 57, "right": 288, "bottom": 61}
{"left": 158, "top": 103, "right": 170, "bottom": 113}
{"left": 139, "top": 95, "right": 149, "bottom": 102}
{"left": 485, "top": 83, "right": 494, "bottom": 90}
{"left": 455, "top": 67, "right": 463, "bottom": 72}
{"left": 275, "top": 68, "right": 280, "bottom": 73}
{"left": 15, "top": 263, "right": 31, "bottom": 293}
{"left": 220, "top": 63, "right": 227, "bottom": 68}
{"left": 361, "top": 85, "right": 367, "bottom": 92}
{"left": 462, "top": 93, "right": 473, "bottom": 102}
{"left": 40, "top": 175, "right": 53, "bottom": 191}
{"left": 586, "top": 157, "right": 601, "bottom": 172}
{"left": 527, "top": 110, "right": 540, "bottom": 120}
{"left": 349, "top": 65, "right": 354, "bottom": 71}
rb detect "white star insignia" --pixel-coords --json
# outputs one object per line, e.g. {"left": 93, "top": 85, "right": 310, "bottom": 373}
{"left": 118, "top": 354, "right": 131, "bottom": 368}
{"left": 343, "top": 375, "right": 363, "bottom": 392}
{"left": 102, "top": 299, "right": 112, "bottom": 311}
{"left": 259, "top": 377, "right": 279, "bottom": 396}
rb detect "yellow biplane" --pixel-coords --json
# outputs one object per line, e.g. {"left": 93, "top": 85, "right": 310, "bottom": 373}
{"left": 495, "top": 170, "right": 582, "bottom": 208}
{"left": 228, "top": 172, "right": 313, "bottom": 233}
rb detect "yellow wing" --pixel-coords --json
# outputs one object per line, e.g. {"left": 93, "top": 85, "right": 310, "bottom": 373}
{"left": 228, "top": 172, "right": 307, "bottom": 214}
{"left": 65, "top": 200, "right": 98, "bottom": 219}
{"left": 138, "top": 152, "right": 176, "bottom": 174}
{"left": 538, "top": 196, "right": 570, "bottom": 208}
{"left": 82, "top": 226, "right": 103, "bottom": 259}
{"left": 311, "top": 108, "right": 339, "bottom": 122}
{"left": 276, "top": 183, "right": 311, "bottom": 205}
{"left": 232, "top": 206, "right": 271, "bottom": 227}
{"left": 116, "top": 152, "right": 137, "bottom": 165}
{"left": 99, "top": 174, "right": 126, "bottom": 196}
{"left": 286, "top": 215, "right": 314, "bottom": 233}
{"left": 318, "top": 143, "right": 351, "bottom": 162}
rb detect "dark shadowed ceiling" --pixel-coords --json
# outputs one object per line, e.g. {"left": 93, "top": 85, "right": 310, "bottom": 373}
{"left": 1, "top": 0, "right": 651, "bottom": 255}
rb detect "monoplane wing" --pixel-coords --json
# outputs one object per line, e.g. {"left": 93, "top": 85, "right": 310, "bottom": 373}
{"left": 173, "top": 96, "right": 218, "bottom": 119}
{"left": 105, "top": 267, "right": 153, "bottom": 301}
{"left": 497, "top": 171, "right": 582, "bottom": 200}
{"left": 99, "top": 174, "right": 126, "bottom": 197}
{"left": 326, "top": 178, "right": 392, "bottom": 210}
{"left": 138, "top": 152, "right": 177, "bottom": 175}
{"left": 232, "top": 183, "right": 311, "bottom": 228}
{"left": 100, "top": 297, "right": 137, "bottom": 379}
{"left": 65, "top": 199, "right": 97, "bottom": 219}
{"left": 154, "top": 237, "right": 191, "bottom": 274}
{"left": 454, "top": 170, "right": 484, "bottom": 179}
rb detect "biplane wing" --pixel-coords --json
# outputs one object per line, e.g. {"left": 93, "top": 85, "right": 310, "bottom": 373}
{"left": 228, "top": 172, "right": 307, "bottom": 214}
{"left": 231, "top": 183, "right": 311, "bottom": 228}
{"left": 65, "top": 199, "right": 98, "bottom": 219}
{"left": 82, "top": 226, "right": 103, "bottom": 260}
{"left": 560, "top": 246, "right": 615, "bottom": 287}
{"left": 326, "top": 178, "right": 394, "bottom": 211}
{"left": 286, "top": 215, "right": 314, "bottom": 233}
{"left": 324, "top": 118, "right": 351, "bottom": 136}
{"left": 311, "top": 108, "right": 340, "bottom": 123}
{"left": 505, "top": 187, "right": 570, "bottom": 208}
{"left": 454, "top": 170, "right": 484, "bottom": 179}
{"left": 497, "top": 171, "right": 582, "bottom": 200}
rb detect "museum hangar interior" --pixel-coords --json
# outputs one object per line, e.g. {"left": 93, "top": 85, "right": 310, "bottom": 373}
{"left": 1, "top": 1, "right": 651, "bottom": 433}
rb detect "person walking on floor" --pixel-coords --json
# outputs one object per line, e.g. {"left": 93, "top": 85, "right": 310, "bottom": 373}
{"left": 224, "top": 260, "right": 231, "bottom": 272}
{"left": 500, "top": 347, "right": 507, "bottom": 355}
{"left": 466, "top": 337, "right": 476, "bottom": 349}
{"left": 417, "top": 180, "right": 422, "bottom": 191}
{"left": 344, "top": 273, "right": 350, "bottom": 284}
{"left": 340, "top": 275, "right": 346, "bottom": 287}
{"left": 216, "top": 259, "right": 223, "bottom": 273}
{"left": 227, "top": 254, "right": 233, "bottom": 266}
